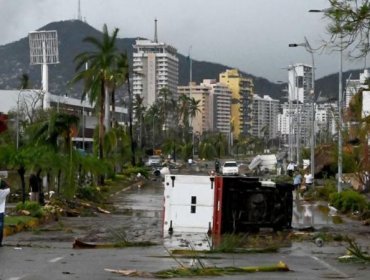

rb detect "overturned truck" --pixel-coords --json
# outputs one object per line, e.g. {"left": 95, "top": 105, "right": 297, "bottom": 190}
{"left": 163, "top": 175, "right": 293, "bottom": 236}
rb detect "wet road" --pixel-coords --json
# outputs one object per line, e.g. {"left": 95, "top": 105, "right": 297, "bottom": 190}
{"left": 1, "top": 177, "right": 369, "bottom": 279}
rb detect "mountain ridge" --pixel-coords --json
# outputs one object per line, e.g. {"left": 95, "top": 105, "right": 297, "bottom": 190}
{"left": 0, "top": 20, "right": 361, "bottom": 101}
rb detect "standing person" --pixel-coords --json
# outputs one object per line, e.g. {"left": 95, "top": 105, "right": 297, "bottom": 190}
{"left": 215, "top": 159, "right": 220, "bottom": 174}
{"left": 29, "top": 173, "right": 39, "bottom": 202}
{"left": 293, "top": 171, "right": 302, "bottom": 190}
{"left": 0, "top": 175, "right": 10, "bottom": 247}
{"left": 293, "top": 171, "right": 302, "bottom": 199}
{"left": 304, "top": 170, "right": 314, "bottom": 192}
{"left": 287, "top": 161, "right": 295, "bottom": 177}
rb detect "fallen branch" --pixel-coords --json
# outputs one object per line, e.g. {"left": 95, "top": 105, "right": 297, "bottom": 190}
{"left": 105, "top": 261, "right": 290, "bottom": 278}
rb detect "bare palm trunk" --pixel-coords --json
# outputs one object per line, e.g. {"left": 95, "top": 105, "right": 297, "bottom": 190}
{"left": 104, "top": 84, "right": 110, "bottom": 132}
{"left": 99, "top": 82, "right": 105, "bottom": 185}
{"left": 111, "top": 89, "right": 116, "bottom": 127}
{"left": 17, "top": 165, "right": 26, "bottom": 204}
{"left": 127, "top": 74, "right": 136, "bottom": 166}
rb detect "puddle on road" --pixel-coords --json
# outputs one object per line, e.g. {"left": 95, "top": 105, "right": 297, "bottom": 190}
{"left": 292, "top": 200, "right": 343, "bottom": 228}
{"left": 163, "top": 200, "right": 344, "bottom": 252}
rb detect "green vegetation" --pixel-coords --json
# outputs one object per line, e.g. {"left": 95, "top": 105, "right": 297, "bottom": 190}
{"left": 329, "top": 189, "right": 369, "bottom": 213}
{"left": 76, "top": 186, "right": 104, "bottom": 203}
{"left": 15, "top": 201, "right": 44, "bottom": 218}
{"left": 4, "top": 215, "right": 38, "bottom": 226}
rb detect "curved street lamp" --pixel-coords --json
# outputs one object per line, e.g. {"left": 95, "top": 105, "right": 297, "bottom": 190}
{"left": 309, "top": 8, "right": 343, "bottom": 192}
{"left": 289, "top": 37, "right": 316, "bottom": 184}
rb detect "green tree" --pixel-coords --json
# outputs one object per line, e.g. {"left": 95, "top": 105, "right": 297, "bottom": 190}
{"left": 325, "top": 0, "right": 370, "bottom": 57}
{"left": 133, "top": 94, "right": 146, "bottom": 151}
{"left": 72, "top": 24, "right": 121, "bottom": 184}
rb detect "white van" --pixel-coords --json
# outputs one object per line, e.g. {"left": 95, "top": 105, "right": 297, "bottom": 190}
{"left": 146, "top": 155, "right": 162, "bottom": 166}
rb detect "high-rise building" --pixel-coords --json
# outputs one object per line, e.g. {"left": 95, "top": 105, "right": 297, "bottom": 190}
{"left": 202, "top": 79, "right": 232, "bottom": 135}
{"left": 219, "top": 69, "right": 254, "bottom": 139}
{"left": 251, "top": 95, "right": 279, "bottom": 140}
{"left": 288, "top": 63, "right": 313, "bottom": 104}
{"left": 287, "top": 63, "right": 313, "bottom": 148}
{"left": 132, "top": 24, "right": 179, "bottom": 107}
{"left": 177, "top": 82, "right": 210, "bottom": 135}
{"left": 177, "top": 79, "right": 232, "bottom": 138}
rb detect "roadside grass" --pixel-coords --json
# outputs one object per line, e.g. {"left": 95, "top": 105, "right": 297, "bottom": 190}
{"left": 107, "top": 226, "right": 157, "bottom": 247}
{"left": 4, "top": 215, "right": 38, "bottom": 226}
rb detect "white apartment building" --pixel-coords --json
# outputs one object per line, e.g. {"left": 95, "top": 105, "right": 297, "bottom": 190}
{"left": 345, "top": 69, "right": 370, "bottom": 108}
{"left": 288, "top": 63, "right": 313, "bottom": 104}
{"left": 251, "top": 95, "right": 279, "bottom": 140}
{"left": 287, "top": 63, "right": 314, "bottom": 147}
{"left": 201, "top": 79, "right": 232, "bottom": 135}
{"left": 132, "top": 39, "right": 179, "bottom": 107}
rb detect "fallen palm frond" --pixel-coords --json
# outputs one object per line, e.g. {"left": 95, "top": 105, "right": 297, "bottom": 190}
{"left": 72, "top": 238, "right": 155, "bottom": 249}
{"left": 339, "top": 237, "right": 370, "bottom": 263}
{"left": 155, "top": 262, "right": 290, "bottom": 278}
{"left": 105, "top": 261, "right": 290, "bottom": 278}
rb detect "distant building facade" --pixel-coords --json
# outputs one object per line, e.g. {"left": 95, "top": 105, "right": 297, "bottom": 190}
{"left": 133, "top": 39, "right": 179, "bottom": 107}
{"left": 177, "top": 82, "right": 210, "bottom": 135}
{"left": 177, "top": 79, "right": 232, "bottom": 138}
{"left": 219, "top": 69, "right": 254, "bottom": 139}
{"left": 345, "top": 69, "right": 370, "bottom": 108}
{"left": 251, "top": 95, "right": 279, "bottom": 140}
{"left": 202, "top": 79, "right": 232, "bottom": 136}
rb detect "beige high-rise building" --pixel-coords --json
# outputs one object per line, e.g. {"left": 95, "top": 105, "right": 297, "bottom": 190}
{"left": 177, "top": 82, "right": 210, "bottom": 135}
{"left": 201, "top": 79, "right": 232, "bottom": 135}
{"left": 177, "top": 80, "right": 232, "bottom": 137}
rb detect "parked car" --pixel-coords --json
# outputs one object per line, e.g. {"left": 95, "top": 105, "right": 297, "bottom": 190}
{"left": 146, "top": 155, "right": 162, "bottom": 167}
{"left": 221, "top": 160, "right": 239, "bottom": 176}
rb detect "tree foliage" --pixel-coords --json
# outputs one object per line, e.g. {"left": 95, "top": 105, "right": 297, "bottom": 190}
{"left": 326, "top": 0, "right": 370, "bottom": 57}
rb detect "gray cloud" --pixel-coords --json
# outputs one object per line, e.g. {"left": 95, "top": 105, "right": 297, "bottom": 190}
{"left": 0, "top": 0, "right": 366, "bottom": 82}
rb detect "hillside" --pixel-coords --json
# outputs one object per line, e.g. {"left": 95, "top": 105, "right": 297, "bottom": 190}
{"left": 0, "top": 20, "right": 358, "bottom": 101}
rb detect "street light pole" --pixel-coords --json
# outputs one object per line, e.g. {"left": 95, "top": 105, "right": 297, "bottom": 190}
{"left": 16, "top": 90, "right": 22, "bottom": 150}
{"left": 289, "top": 38, "right": 316, "bottom": 181}
{"left": 338, "top": 36, "right": 343, "bottom": 192}
{"left": 309, "top": 8, "right": 342, "bottom": 192}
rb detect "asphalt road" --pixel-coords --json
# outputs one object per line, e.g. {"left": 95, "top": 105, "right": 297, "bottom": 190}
{"left": 0, "top": 175, "right": 369, "bottom": 280}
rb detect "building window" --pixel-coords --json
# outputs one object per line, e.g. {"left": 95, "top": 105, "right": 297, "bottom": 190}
{"left": 190, "top": 196, "right": 197, "bottom": 213}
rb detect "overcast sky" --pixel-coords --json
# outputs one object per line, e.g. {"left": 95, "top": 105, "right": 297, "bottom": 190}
{"left": 0, "top": 0, "right": 367, "bottom": 83}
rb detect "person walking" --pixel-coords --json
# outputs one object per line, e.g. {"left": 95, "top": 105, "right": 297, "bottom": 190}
{"left": 303, "top": 170, "right": 314, "bottom": 193}
{"left": 287, "top": 161, "right": 295, "bottom": 177}
{"left": 0, "top": 175, "right": 10, "bottom": 247}
{"left": 293, "top": 171, "right": 302, "bottom": 200}
{"left": 29, "top": 173, "right": 39, "bottom": 202}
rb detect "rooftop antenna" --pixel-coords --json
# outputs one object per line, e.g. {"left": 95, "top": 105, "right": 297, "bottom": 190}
{"left": 154, "top": 18, "right": 158, "bottom": 43}
{"left": 78, "top": 0, "right": 82, "bottom": 21}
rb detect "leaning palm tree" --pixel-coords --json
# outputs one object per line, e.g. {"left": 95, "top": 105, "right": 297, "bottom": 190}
{"left": 116, "top": 53, "right": 136, "bottom": 166}
{"left": 72, "top": 24, "right": 120, "bottom": 184}
{"left": 157, "top": 87, "right": 173, "bottom": 136}
{"left": 133, "top": 94, "right": 146, "bottom": 150}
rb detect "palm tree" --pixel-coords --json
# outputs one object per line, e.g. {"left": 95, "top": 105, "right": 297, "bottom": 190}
{"left": 72, "top": 24, "right": 120, "bottom": 184}
{"left": 18, "top": 73, "right": 31, "bottom": 90}
{"left": 158, "top": 87, "right": 173, "bottom": 135}
{"left": 31, "top": 112, "right": 79, "bottom": 153}
{"left": 133, "top": 94, "right": 146, "bottom": 150}
{"left": 145, "top": 103, "right": 161, "bottom": 152}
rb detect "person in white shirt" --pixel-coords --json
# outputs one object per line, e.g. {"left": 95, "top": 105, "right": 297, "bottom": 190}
{"left": 0, "top": 176, "right": 10, "bottom": 247}
{"left": 287, "top": 161, "right": 295, "bottom": 177}
{"left": 304, "top": 171, "right": 314, "bottom": 191}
